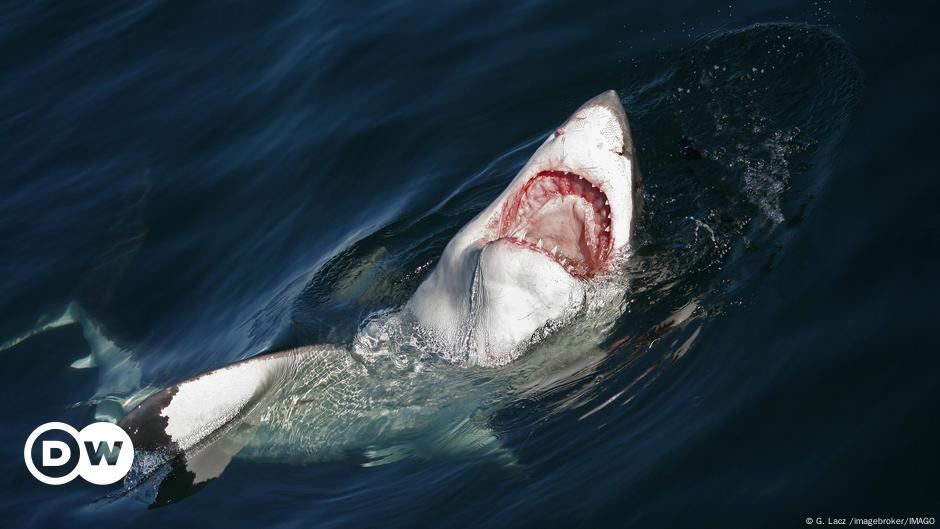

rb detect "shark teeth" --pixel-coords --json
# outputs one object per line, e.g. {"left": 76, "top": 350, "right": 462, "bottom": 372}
{"left": 499, "top": 170, "right": 613, "bottom": 279}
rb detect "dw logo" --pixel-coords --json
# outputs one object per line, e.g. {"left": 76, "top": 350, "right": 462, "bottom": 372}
{"left": 23, "top": 422, "right": 134, "bottom": 485}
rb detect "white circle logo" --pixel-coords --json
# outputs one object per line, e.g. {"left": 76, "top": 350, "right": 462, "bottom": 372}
{"left": 24, "top": 421, "right": 134, "bottom": 485}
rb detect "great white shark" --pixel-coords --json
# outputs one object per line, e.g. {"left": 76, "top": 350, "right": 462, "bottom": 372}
{"left": 5, "top": 91, "right": 660, "bottom": 505}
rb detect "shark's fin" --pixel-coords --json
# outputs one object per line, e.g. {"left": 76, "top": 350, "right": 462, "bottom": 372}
{"left": 139, "top": 401, "right": 264, "bottom": 508}
{"left": 405, "top": 415, "right": 521, "bottom": 470}
{"left": 118, "top": 348, "right": 332, "bottom": 506}
{"left": 443, "top": 418, "right": 520, "bottom": 468}
{"left": 361, "top": 419, "right": 519, "bottom": 469}
{"left": 72, "top": 305, "right": 131, "bottom": 377}
{"left": 0, "top": 300, "right": 153, "bottom": 423}
{"left": 120, "top": 350, "right": 303, "bottom": 456}
{"left": 0, "top": 302, "right": 78, "bottom": 353}
{"left": 71, "top": 353, "right": 97, "bottom": 369}
{"left": 361, "top": 443, "right": 415, "bottom": 467}
{"left": 65, "top": 303, "right": 146, "bottom": 419}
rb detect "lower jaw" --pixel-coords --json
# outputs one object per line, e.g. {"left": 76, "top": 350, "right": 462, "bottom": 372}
{"left": 492, "top": 237, "right": 599, "bottom": 279}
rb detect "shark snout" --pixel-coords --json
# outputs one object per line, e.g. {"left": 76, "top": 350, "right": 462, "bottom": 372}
{"left": 589, "top": 90, "right": 626, "bottom": 124}
{"left": 557, "top": 89, "right": 633, "bottom": 160}
{"left": 580, "top": 89, "right": 632, "bottom": 156}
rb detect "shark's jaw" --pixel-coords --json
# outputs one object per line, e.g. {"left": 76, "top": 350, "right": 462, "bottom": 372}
{"left": 407, "top": 90, "right": 637, "bottom": 364}
{"left": 493, "top": 170, "right": 612, "bottom": 279}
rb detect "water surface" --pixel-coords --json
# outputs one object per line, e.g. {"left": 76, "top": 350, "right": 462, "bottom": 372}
{"left": 1, "top": 1, "right": 938, "bottom": 527}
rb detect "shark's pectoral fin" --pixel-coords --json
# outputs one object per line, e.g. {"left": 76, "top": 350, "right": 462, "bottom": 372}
{"left": 422, "top": 416, "right": 520, "bottom": 470}
{"left": 361, "top": 419, "right": 519, "bottom": 470}
{"left": 117, "top": 347, "right": 336, "bottom": 506}
{"left": 140, "top": 405, "right": 263, "bottom": 508}
{"left": 121, "top": 351, "right": 297, "bottom": 456}
{"left": 455, "top": 423, "right": 519, "bottom": 468}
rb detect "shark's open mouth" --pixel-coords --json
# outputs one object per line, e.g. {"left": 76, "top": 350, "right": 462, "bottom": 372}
{"left": 498, "top": 170, "right": 612, "bottom": 278}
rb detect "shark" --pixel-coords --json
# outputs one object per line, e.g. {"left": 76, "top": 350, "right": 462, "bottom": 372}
{"left": 6, "top": 91, "right": 648, "bottom": 506}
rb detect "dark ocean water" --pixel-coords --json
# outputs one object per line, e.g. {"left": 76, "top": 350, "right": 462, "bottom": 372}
{"left": 2, "top": 1, "right": 938, "bottom": 527}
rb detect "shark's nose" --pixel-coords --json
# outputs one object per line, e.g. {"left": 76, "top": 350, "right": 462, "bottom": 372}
{"left": 586, "top": 89, "right": 632, "bottom": 155}
{"left": 591, "top": 90, "right": 624, "bottom": 115}
{"left": 597, "top": 90, "right": 627, "bottom": 127}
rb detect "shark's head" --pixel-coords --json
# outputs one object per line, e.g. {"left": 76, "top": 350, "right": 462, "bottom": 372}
{"left": 409, "top": 90, "right": 639, "bottom": 366}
